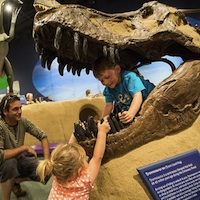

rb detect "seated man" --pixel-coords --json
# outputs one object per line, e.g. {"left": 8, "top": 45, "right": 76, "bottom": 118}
{"left": 0, "top": 94, "right": 50, "bottom": 199}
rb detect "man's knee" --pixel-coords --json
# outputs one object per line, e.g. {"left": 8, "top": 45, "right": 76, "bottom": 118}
{"left": 0, "top": 158, "right": 19, "bottom": 183}
{"left": 2, "top": 158, "right": 17, "bottom": 171}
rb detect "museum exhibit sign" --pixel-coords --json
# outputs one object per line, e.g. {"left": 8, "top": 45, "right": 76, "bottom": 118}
{"left": 137, "top": 149, "right": 200, "bottom": 200}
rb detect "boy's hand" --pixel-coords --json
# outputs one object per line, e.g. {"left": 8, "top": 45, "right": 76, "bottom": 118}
{"left": 118, "top": 111, "right": 134, "bottom": 124}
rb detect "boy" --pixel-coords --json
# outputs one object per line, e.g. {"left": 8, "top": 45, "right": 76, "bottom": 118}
{"left": 92, "top": 57, "right": 155, "bottom": 124}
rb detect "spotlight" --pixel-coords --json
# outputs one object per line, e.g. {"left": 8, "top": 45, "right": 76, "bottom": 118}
{"left": 5, "top": 3, "right": 13, "bottom": 12}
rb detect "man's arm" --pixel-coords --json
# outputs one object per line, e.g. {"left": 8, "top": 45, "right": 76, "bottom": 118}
{"left": 41, "top": 138, "right": 50, "bottom": 160}
{"left": 4, "top": 145, "right": 37, "bottom": 160}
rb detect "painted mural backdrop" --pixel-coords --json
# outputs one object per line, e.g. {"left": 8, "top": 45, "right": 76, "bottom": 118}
{"left": 32, "top": 56, "right": 183, "bottom": 101}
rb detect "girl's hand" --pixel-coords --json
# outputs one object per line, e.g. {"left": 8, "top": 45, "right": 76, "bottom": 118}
{"left": 97, "top": 118, "right": 110, "bottom": 134}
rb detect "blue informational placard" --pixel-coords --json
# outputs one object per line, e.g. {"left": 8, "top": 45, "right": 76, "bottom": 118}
{"left": 137, "top": 149, "right": 200, "bottom": 200}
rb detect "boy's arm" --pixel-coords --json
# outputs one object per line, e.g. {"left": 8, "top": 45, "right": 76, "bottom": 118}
{"left": 88, "top": 120, "right": 110, "bottom": 183}
{"left": 119, "top": 91, "right": 143, "bottom": 124}
{"left": 102, "top": 102, "right": 113, "bottom": 118}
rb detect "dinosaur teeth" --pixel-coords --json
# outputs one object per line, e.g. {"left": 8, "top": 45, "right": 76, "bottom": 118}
{"left": 47, "top": 55, "right": 56, "bottom": 70}
{"left": 86, "top": 66, "right": 90, "bottom": 75}
{"left": 109, "top": 46, "right": 115, "bottom": 63}
{"left": 57, "top": 57, "right": 69, "bottom": 75}
{"left": 58, "top": 63, "right": 65, "bottom": 76}
{"left": 77, "top": 67, "right": 82, "bottom": 76}
{"left": 83, "top": 37, "right": 88, "bottom": 56}
{"left": 103, "top": 45, "right": 108, "bottom": 57}
{"left": 40, "top": 26, "right": 46, "bottom": 39}
{"left": 54, "top": 26, "right": 62, "bottom": 50}
{"left": 115, "top": 48, "right": 120, "bottom": 61}
{"left": 102, "top": 46, "right": 120, "bottom": 64}
{"left": 35, "top": 42, "right": 42, "bottom": 55}
{"left": 74, "top": 32, "right": 80, "bottom": 60}
{"left": 76, "top": 63, "right": 83, "bottom": 76}
{"left": 67, "top": 63, "right": 72, "bottom": 72}
{"left": 72, "top": 66, "right": 77, "bottom": 75}
{"left": 40, "top": 55, "right": 46, "bottom": 68}
{"left": 34, "top": 4, "right": 49, "bottom": 12}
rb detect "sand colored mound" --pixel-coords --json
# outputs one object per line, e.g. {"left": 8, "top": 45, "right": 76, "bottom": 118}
{"left": 90, "top": 115, "right": 200, "bottom": 200}
{"left": 21, "top": 98, "right": 200, "bottom": 199}
{"left": 22, "top": 97, "right": 105, "bottom": 145}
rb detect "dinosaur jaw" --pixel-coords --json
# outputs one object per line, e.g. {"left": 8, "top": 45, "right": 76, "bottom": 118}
{"left": 80, "top": 60, "right": 200, "bottom": 164}
{"left": 33, "top": 1, "right": 200, "bottom": 76}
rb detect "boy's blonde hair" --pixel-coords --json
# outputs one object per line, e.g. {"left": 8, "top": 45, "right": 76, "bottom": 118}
{"left": 92, "top": 57, "right": 116, "bottom": 78}
{"left": 36, "top": 143, "right": 86, "bottom": 184}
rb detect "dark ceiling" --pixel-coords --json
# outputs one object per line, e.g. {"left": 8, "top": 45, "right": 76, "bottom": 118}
{"left": 4, "top": 0, "right": 200, "bottom": 43}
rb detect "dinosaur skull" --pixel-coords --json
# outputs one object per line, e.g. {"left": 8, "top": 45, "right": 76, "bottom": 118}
{"left": 32, "top": 0, "right": 200, "bottom": 164}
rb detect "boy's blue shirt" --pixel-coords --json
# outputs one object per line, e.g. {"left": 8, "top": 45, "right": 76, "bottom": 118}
{"left": 103, "top": 70, "right": 155, "bottom": 111}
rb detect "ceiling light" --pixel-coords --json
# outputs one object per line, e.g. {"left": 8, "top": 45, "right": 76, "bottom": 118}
{"left": 5, "top": 3, "right": 13, "bottom": 12}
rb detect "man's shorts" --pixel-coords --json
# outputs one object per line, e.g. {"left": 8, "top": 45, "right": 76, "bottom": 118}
{"left": 0, "top": 155, "right": 40, "bottom": 183}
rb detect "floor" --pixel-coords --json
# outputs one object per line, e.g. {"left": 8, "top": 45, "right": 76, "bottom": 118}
{"left": 0, "top": 178, "right": 52, "bottom": 200}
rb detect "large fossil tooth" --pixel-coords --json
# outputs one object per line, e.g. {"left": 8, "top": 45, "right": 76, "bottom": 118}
{"left": 107, "top": 116, "right": 117, "bottom": 133}
{"left": 40, "top": 50, "right": 53, "bottom": 69}
{"left": 35, "top": 42, "right": 42, "bottom": 55}
{"left": 40, "top": 55, "right": 46, "bottom": 68}
{"left": 72, "top": 66, "right": 77, "bottom": 75}
{"left": 42, "top": 25, "right": 51, "bottom": 40}
{"left": 87, "top": 116, "right": 98, "bottom": 138}
{"left": 47, "top": 55, "right": 56, "bottom": 70}
{"left": 73, "top": 122, "right": 86, "bottom": 142}
{"left": 83, "top": 37, "right": 88, "bottom": 56}
{"left": 54, "top": 26, "right": 62, "bottom": 50}
{"left": 76, "top": 64, "right": 82, "bottom": 76}
{"left": 74, "top": 32, "right": 80, "bottom": 60}
{"left": 111, "top": 116, "right": 121, "bottom": 132}
{"left": 57, "top": 57, "right": 67, "bottom": 75}
{"left": 115, "top": 48, "right": 120, "bottom": 61}
{"left": 67, "top": 63, "right": 72, "bottom": 72}
{"left": 39, "top": 27, "right": 46, "bottom": 40}
{"left": 58, "top": 63, "right": 65, "bottom": 76}
{"left": 103, "top": 45, "right": 108, "bottom": 57}
{"left": 109, "top": 46, "right": 115, "bottom": 63}
{"left": 85, "top": 65, "right": 90, "bottom": 75}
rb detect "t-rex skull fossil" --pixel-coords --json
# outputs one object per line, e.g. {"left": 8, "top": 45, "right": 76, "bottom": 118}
{"left": 32, "top": 0, "right": 200, "bottom": 164}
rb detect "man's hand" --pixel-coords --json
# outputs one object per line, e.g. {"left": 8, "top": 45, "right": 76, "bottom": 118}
{"left": 24, "top": 145, "right": 37, "bottom": 158}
